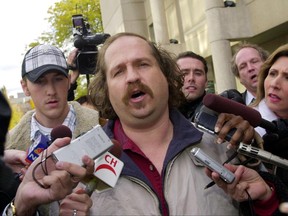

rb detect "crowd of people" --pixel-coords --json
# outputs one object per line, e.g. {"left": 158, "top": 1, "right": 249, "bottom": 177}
{"left": 1, "top": 31, "right": 288, "bottom": 216}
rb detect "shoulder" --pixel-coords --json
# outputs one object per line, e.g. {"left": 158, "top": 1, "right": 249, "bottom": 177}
{"left": 69, "top": 101, "right": 100, "bottom": 135}
{"left": 70, "top": 101, "right": 99, "bottom": 116}
{"left": 6, "top": 111, "right": 34, "bottom": 150}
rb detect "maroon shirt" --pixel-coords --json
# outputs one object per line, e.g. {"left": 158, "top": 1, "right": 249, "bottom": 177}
{"left": 114, "top": 119, "right": 168, "bottom": 216}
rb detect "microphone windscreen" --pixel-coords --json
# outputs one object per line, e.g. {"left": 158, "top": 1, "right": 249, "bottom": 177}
{"left": 203, "top": 94, "right": 262, "bottom": 127}
{"left": 51, "top": 125, "right": 72, "bottom": 142}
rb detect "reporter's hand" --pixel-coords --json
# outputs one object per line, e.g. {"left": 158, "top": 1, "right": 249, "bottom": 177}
{"left": 59, "top": 187, "right": 93, "bottom": 216}
{"left": 214, "top": 113, "right": 254, "bottom": 148}
{"left": 14, "top": 137, "right": 94, "bottom": 215}
{"left": 205, "top": 164, "right": 273, "bottom": 202}
{"left": 3, "top": 149, "right": 28, "bottom": 173}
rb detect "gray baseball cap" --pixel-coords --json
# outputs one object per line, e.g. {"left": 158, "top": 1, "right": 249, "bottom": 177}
{"left": 21, "top": 44, "right": 68, "bottom": 82}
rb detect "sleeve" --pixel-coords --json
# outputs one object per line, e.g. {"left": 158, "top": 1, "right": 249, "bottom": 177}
{"left": 0, "top": 160, "right": 20, "bottom": 213}
{"left": 68, "top": 82, "right": 78, "bottom": 101}
{"left": 239, "top": 171, "right": 288, "bottom": 216}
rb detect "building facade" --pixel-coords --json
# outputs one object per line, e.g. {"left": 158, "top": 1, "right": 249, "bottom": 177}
{"left": 100, "top": 0, "right": 288, "bottom": 93}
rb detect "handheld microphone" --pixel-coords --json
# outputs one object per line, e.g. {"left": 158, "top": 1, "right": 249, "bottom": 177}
{"left": 26, "top": 125, "right": 72, "bottom": 164}
{"left": 50, "top": 125, "right": 73, "bottom": 143}
{"left": 52, "top": 125, "right": 124, "bottom": 195}
{"left": 84, "top": 141, "right": 123, "bottom": 195}
{"left": 203, "top": 94, "right": 277, "bottom": 132}
{"left": 237, "top": 143, "right": 288, "bottom": 169}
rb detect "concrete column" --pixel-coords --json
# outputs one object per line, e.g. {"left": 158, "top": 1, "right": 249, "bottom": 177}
{"left": 150, "top": 0, "right": 170, "bottom": 44}
{"left": 205, "top": 0, "right": 236, "bottom": 93}
{"left": 175, "top": 0, "right": 185, "bottom": 44}
{"left": 210, "top": 40, "right": 235, "bottom": 93}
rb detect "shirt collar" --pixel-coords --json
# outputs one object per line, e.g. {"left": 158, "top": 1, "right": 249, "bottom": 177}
{"left": 30, "top": 104, "right": 76, "bottom": 141}
{"left": 245, "top": 91, "right": 255, "bottom": 105}
{"left": 112, "top": 108, "right": 203, "bottom": 159}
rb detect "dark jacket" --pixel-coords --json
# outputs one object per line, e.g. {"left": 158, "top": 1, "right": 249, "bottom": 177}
{"left": 178, "top": 92, "right": 206, "bottom": 122}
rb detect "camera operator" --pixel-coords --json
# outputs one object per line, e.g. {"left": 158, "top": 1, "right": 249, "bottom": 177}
{"left": 67, "top": 48, "right": 80, "bottom": 101}
{"left": 67, "top": 14, "right": 110, "bottom": 101}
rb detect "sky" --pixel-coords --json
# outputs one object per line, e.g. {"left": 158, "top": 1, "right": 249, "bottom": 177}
{"left": 0, "top": 0, "right": 59, "bottom": 97}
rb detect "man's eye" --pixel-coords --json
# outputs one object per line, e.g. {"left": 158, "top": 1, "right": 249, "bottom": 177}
{"left": 139, "top": 62, "right": 149, "bottom": 67}
{"left": 114, "top": 69, "right": 122, "bottom": 77}
{"left": 252, "top": 59, "right": 260, "bottom": 64}
{"left": 239, "top": 65, "right": 245, "bottom": 70}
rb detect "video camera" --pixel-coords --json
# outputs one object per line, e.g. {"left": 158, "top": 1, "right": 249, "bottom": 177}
{"left": 72, "top": 14, "right": 110, "bottom": 74}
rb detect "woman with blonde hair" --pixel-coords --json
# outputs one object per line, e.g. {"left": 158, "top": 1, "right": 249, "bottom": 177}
{"left": 253, "top": 43, "right": 288, "bottom": 136}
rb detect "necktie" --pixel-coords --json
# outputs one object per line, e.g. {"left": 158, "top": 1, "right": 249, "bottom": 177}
{"left": 249, "top": 98, "right": 255, "bottom": 105}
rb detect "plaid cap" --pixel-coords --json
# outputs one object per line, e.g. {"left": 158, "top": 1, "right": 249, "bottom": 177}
{"left": 22, "top": 44, "right": 68, "bottom": 82}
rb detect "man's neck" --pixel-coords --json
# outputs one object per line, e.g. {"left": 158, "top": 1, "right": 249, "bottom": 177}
{"left": 121, "top": 110, "right": 173, "bottom": 173}
{"left": 34, "top": 104, "right": 70, "bottom": 128}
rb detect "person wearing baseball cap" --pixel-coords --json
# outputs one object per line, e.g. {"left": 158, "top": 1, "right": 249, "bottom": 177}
{"left": 6, "top": 43, "right": 99, "bottom": 148}
{"left": 21, "top": 44, "right": 69, "bottom": 82}
{"left": 4, "top": 44, "right": 98, "bottom": 214}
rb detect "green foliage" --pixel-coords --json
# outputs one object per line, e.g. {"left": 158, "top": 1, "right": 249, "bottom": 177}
{"left": 74, "top": 75, "right": 94, "bottom": 99}
{"left": 9, "top": 104, "right": 24, "bottom": 130}
{"left": 29, "top": 0, "right": 103, "bottom": 48}
{"left": 26, "top": 0, "right": 103, "bottom": 98}
{"left": 25, "top": 0, "right": 103, "bottom": 99}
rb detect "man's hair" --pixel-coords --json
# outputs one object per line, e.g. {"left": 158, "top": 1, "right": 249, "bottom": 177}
{"left": 253, "top": 44, "right": 288, "bottom": 106}
{"left": 176, "top": 51, "right": 208, "bottom": 74}
{"left": 76, "top": 95, "right": 92, "bottom": 105}
{"left": 231, "top": 43, "right": 269, "bottom": 77}
{"left": 88, "top": 32, "right": 185, "bottom": 120}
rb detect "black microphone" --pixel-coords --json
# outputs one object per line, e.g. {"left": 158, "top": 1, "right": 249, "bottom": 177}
{"left": 194, "top": 106, "right": 236, "bottom": 141}
{"left": 237, "top": 143, "right": 288, "bottom": 169}
{"left": 26, "top": 125, "right": 72, "bottom": 164}
{"left": 203, "top": 94, "right": 277, "bottom": 132}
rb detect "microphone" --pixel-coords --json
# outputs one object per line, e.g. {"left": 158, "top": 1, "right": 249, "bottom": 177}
{"left": 51, "top": 125, "right": 123, "bottom": 195}
{"left": 203, "top": 94, "right": 277, "bottom": 132}
{"left": 50, "top": 125, "right": 72, "bottom": 143}
{"left": 26, "top": 125, "right": 72, "bottom": 164}
{"left": 84, "top": 140, "right": 123, "bottom": 196}
{"left": 237, "top": 143, "right": 288, "bottom": 169}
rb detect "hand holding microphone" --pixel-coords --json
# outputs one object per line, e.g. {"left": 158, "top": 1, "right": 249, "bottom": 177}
{"left": 203, "top": 94, "right": 288, "bottom": 165}
{"left": 25, "top": 124, "right": 123, "bottom": 196}
{"left": 83, "top": 139, "right": 123, "bottom": 196}
{"left": 26, "top": 125, "right": 72, "bottom": 164}
{"left": 237, "top": 143, "right": 288, "bottom": 170}
{"left": 203, "top": 94, "right": 277, "bottom": 132}
{"left": 50, "top": 125, "right": 124, "bottom": 196}
{"left": 195, "top": 95, "right": 256, "bottom": 146}
{"left": 13, "top": 136, "right": 95, "bottom": 215}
